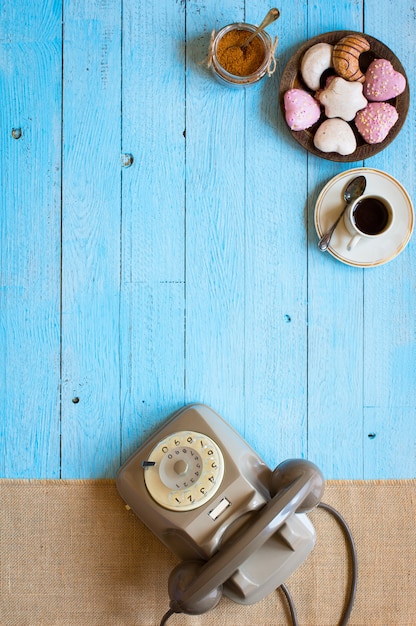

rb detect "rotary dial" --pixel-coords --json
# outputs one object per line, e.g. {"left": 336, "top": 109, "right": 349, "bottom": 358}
{"left": 143, "top": 430, "right": 225, "bottom": 511}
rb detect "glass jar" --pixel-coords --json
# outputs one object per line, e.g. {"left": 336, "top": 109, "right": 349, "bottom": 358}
{"left": 210, "top": 23, "right": 275, "bottom": 88}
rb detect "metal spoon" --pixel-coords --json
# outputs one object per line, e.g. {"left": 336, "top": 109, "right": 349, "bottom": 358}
{"left": 318, "top": 175, "right": 367, "bottom": 252}
{"left": 240, "top": 8, "right": 280, "bottom": 49}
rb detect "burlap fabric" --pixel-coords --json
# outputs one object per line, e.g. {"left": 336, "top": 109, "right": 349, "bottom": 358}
{"left": 1, "top": 480, "right": 415, "bottom": 625}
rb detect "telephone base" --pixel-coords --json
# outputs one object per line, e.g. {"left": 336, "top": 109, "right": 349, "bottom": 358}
{"left": 116, "top": 404, "right": 318, "bottom": 607}
{"left": 224, "top": 512, "right": 315, "bottom": 604}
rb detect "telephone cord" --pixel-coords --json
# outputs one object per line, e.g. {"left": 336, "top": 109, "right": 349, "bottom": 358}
{"left": 280, "top": 501, "right": 358, "bottom": 626}
{"left": 318, "top": 501, "right": 358, "bottom": 626}
{"left": 159, "top": 608, "right": 175, "bottom": 626}
{"left": 280, "top": 583, "right": 299, "bottom": 624}
{"left": 158, "top": 501, "right": 357, "bottom": 626}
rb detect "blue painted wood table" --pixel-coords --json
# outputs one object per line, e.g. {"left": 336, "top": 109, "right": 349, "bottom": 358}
{"left": 1, "top": 0, "right": 415, "bottom": 480}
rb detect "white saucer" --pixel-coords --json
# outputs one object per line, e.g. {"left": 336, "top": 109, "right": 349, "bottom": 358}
{"left": 315, "top": 168, "right": 414, "bottom": 267}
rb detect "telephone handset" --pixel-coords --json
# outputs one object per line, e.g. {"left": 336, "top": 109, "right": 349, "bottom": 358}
{"left": 116, "top": 404, "right": 324, "bottom": 616}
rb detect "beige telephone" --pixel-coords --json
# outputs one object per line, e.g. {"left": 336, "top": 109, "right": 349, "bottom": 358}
{"left": 116, "top": 404, "right": 327, "bottom": 619}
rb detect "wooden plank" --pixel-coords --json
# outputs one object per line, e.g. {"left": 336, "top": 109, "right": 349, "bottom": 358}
{"left": 61, "top": 0, "right": 122, "bottom": 477}
{"left": 243, "top": 1, "right": 309, "bottom": 469}
{"left": 0, "top": 0, "right": 62, "bottom": 477}
{"left": 362, "top": 0, "right": 416, "bottom": 478}
{"left": 306, "top": 4, "right": 366, "bottom": 478}
{"left": 119, "top": 284, "right": 185, "bottom": 463}
{"left": 119, "top": 0, "right": 186, "bottom": 460}
{"left": 184, "top": 1, "right": 247, "bottom": 433}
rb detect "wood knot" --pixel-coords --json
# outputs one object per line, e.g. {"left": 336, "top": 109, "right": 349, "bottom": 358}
{"left": 121, "top": 153, "right": 134, "bottom": 167}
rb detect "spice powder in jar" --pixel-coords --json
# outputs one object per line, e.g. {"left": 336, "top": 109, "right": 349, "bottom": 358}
{"left": 216, "top": 29, "right": 266, "bottom": 76}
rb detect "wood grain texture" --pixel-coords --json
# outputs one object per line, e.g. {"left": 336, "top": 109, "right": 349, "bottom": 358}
{"left": 0, "top": 0, "right": 62, "bottom": 477}
{"left": 184, "top": 1, "right": 247, "bottom": 433}
{"left": 306, "top": 4, "right": 368, "bottom": 479}
{"left": 60, "top": 0, "right": 122, "bottom": 477}
{"left": 1, "top": 0, "right": 415, "bottom": 479}
{"left": 243, "top": 1, "right": 308, "bottom": 467}
{"left": 307, "top": 1, "right": 416, "bottom": 478}
{"left": 119, "top": 0, "right": 186, "bottom": 462}
{"left": 361, "top": 0, "right": 416, "bottom": 477}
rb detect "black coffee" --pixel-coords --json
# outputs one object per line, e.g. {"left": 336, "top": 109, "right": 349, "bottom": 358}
{"left": 353, "top": 197, "right": 389, "bottom": 235}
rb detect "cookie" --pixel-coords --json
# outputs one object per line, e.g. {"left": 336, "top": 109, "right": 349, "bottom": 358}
{"left": 363, "top": 58, "right": 406, "bottom": 101}
{"left": 317, "top": 76, "right": 367, "bottom": 121}
{"left": 313, "top": 118, "right": 357, "bottom": 155}
{"left": 332, "top": 34, "right": 370, "bottom": 83}
{"left": 300, "top": 42, "right": 334, "bottom": 91}
{"left": 284, "top": 88, "right": 321, "bottom": 131}
{"left": 355, "top": 102, "right": 399, "bottom": 143}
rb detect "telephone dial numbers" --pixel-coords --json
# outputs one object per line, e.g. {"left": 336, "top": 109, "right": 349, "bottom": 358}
{"left": 143, "top": 431, "right": 225, "bottom": 511}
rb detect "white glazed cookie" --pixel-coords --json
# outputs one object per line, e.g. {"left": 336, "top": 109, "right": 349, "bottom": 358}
{"left": 300, "top": 42, "right": 334, "bottom": 91}
{"left": 317, "top": 76, "right": 367, "bottom": 121}
{"left": 313, "top": 118, "right": 357, "bottom": 155}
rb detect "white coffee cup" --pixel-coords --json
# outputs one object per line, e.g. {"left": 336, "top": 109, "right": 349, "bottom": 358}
{"left": 344, "top": 194, "right": 394, "bottom": 251}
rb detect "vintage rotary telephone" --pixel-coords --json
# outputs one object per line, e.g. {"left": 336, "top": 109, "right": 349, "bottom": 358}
{"left": 116, "top": 404, "right": 357, "bottom": 625}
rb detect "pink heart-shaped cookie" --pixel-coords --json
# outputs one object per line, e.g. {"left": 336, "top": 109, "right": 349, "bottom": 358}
{"left": 355, "top": 102, "right": 399, "bottom": 144}
{"left": 284, "top": 88, "right": 321, "bottom": 131}
{"left": 363, "top": 59, "right": 406, "bottom": 101}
